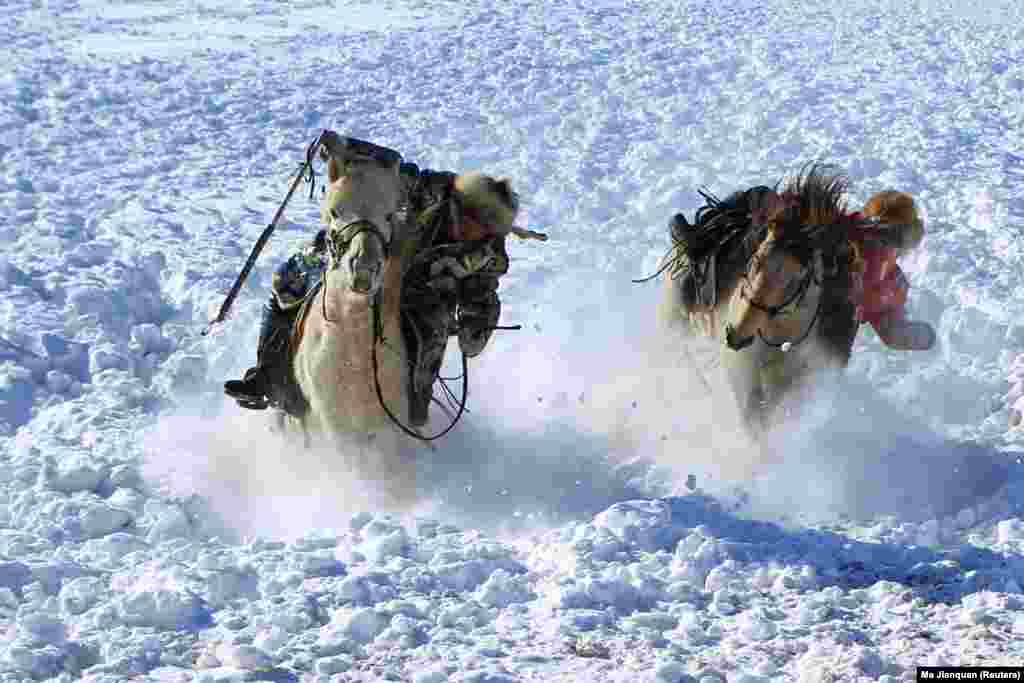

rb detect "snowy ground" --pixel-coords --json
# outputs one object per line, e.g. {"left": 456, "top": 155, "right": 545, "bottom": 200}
{"left": 4, "top": 0, "right": 1024, "bottom": 680}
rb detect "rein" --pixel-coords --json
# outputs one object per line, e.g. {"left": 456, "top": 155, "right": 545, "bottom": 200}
{"left": 321, "top": 219, "right": 392, "bottom": 324}
{"left": 741, "top": 250, "right": 823, "bottom": 350}
{"left": 370, "top": 296, "right": 470, "bottom": 443}
{"left": 316, "top": 218, "right": 472, "bottom": 442}
{"left": 757, "top": 294, "right": 823, "bottom": 349}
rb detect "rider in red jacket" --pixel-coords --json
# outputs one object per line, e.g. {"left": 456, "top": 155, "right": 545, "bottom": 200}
{"left": 847, "top": 190, "right": 936, "bottom": 351}
{"left": 747, "top": 186, "right": 935, "bottom": 352}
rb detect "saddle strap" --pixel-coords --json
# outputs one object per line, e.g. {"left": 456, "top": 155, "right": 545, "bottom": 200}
{"left": 289, "top": 279, "right": 324, "bottom": 365}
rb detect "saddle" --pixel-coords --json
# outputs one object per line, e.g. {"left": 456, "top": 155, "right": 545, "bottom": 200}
{"left": 669, "top": 189, "right": 765, "bottom": 310}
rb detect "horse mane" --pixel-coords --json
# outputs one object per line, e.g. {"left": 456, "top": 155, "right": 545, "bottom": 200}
{"left": 659, "top": 188, "right": 768, "bottom": 308}
{"left": 770, "top": 162, "right": 859, "bottom": 362}
{"left": 770, "top": 162, "right": 850, "bottom": 246}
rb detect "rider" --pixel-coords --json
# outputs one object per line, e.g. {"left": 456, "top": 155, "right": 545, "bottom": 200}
{"left": 398, "top": 167, "right": 518, "bottom": 425}
{"left": 224, "top": 146, "right": 518, "bottom": 427}
{"left": 847, "top": 190, "right": 936, "bottom": 351}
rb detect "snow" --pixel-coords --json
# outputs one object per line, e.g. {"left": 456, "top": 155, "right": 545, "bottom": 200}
{"left": 3, "top": 0, "right": 1024, "bottom": 679}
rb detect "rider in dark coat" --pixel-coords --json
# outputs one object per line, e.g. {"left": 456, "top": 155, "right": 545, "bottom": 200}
{"left": 224, "top": 160, "right": 520, "bottom": 427}
{"left": 395, "top": 168, "right": 518, "bottom": 425}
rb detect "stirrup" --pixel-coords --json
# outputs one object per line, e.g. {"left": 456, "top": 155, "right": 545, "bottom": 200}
{"left": 225, "top": 383, "right": 271, "bottom": 410}
{"left": 224, "top": 366, "right": 273, "bottom": 409}
{"left": 234, "top": 396, "right": 270, "bottom": 411}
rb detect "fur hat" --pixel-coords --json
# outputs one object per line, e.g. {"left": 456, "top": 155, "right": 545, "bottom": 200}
{"left": 454, "top": 172, "right": 519, "bottom": 228}
{"left": 862, "top": 190, "right": 925, "bottom": 253}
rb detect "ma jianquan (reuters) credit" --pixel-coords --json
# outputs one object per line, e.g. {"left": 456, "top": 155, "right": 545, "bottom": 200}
{"left": 918, "top": 668, "right": 1024, "bottom": 682}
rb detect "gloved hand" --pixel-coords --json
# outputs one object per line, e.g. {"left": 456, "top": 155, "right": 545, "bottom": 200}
{"left": 457, "top": 294, "right": 500, "bottom": 357}
{"left": 453, "top": 250, "right": 506, "bottom": 357}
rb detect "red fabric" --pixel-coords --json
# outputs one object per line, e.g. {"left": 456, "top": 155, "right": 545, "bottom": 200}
{"left": 846, "top": 211, "right": 909, "bottom": 328}
{"left": 449, "top": 206, "right": 498, "bottom": 242}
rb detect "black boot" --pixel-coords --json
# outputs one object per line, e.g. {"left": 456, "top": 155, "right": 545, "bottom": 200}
{"left": 457, "top": 289, "right": 500, "bottom": 358}
{"left": 456, "top": 267, "right": 505, "bottom": 358}
{"left": 224, "top": 301, "right": 294, "bottom": 410}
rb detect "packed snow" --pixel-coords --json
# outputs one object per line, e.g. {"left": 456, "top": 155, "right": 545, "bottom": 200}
{"left": 3, "top": 0, "right": 1024, "bottom": 680}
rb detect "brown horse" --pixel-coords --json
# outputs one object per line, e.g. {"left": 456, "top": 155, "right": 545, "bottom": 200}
{"left": 659, "top": 163, "right": 920, "bottom": 437}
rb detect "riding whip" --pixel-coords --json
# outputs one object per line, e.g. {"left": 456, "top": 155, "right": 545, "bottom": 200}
{"left": 505, "top": 226, "right": 549, "bottom": 241}
{"left": 202, "top": 130, "right": 328, "bottom": 336}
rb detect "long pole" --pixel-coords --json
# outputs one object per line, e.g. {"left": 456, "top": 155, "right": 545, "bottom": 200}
{"left": 202, "top": 131, "right": 326, "bottom": 336}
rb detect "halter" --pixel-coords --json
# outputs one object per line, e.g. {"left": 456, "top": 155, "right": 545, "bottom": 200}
{"left": 757, "top": 294, "right": 823, "bottom": 350}
{"left": 741, "top": 263, "right": 816, "bottom": 317}
{"left": 739, "top": 240, "right": 824, "bottom": 350}
{"left": 326, "top": 216, "right": 392, "bottom": 261}
{"left": 316, "top": 216, "right": 471, "bottom": 442}
{"left": 321, "top": 218, "right": 392, "bottom": 324}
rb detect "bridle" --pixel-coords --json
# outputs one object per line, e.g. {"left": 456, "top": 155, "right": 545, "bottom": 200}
{"left": 738, "top": 237, "right": 824, "bottom": 350}
{"left": 326, "top": 217, "right": 392, "bottom": 260}
{"left": 317, "top": 215, "right": 470, "bottom": 442}
{"left": 321, "top": 217, "right": 392, "bottom": 324}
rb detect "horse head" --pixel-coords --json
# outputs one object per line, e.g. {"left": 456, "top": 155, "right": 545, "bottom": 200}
{"left": 724, "top": 164, "right": 850, "bottom": 352}
{"left": 320, "top": 141, "right": 404, "bottom": 296}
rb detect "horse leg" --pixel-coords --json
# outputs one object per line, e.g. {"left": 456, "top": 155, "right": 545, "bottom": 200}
{"left": 270, "top": 410, "right": 286, "bottom": 435}
{"left": 720, "top": 347, "right": 767, "bottom": 439}
{"left": 344, "top": 430, "right": 419, "bottom": 507}
{"left": 279, "top": 414, "right": 311, "bottom": 450}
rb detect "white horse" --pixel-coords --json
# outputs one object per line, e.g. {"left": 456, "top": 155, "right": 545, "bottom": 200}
{"left": 284, "top": 140, "right": 419, "bottom": 496}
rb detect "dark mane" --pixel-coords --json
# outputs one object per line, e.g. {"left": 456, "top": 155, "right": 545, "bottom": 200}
{"left": 770, "top": 162, "right": 858, "bottom": 362}
{"left": 770, "top": 162, "right": 850, "bottom": 248}
{"left": 658, "top": 187, "right": 771, "bottom": 307}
